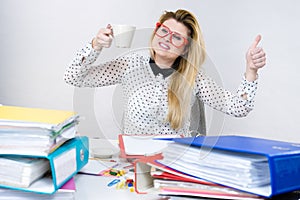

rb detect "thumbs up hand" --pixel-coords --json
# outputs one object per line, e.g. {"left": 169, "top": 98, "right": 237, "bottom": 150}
{"left": 245, "top": 35, "right": 266, "bottom": 81}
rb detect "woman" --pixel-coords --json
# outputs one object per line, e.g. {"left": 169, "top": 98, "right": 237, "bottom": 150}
{"left": 64, "top": 9, "right": 266, "bottom": 136}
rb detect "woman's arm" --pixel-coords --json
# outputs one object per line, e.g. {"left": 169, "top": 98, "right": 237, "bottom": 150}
{"left": 64, "top": 42, "right": 129, "bottom": 88}
{"left": 64, "top": 25, "right": 130, "bottom": 88}
{"left": 195, "top": 35, "right": 266, "bottom": 117}
{"left": 195, "top": 71, "right": 258, "bottom": 117}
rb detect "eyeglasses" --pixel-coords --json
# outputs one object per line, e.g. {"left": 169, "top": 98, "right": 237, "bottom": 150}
{"left": 155, "top": 22, "right": 189, "bottom": 48}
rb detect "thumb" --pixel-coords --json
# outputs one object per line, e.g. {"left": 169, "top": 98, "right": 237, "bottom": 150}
{"left": 250, "top": 34, "right": 262, "bottom": 49}
{"left": 106, "top": 24, "right": 113, "bottom": 37}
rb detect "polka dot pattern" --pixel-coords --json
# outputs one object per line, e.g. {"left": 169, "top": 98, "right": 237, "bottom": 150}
{"left": 64, "top": 42, "right": 258, "bottom": 136}
{"left": 195, "top": 72, "right": 258, "bottom": 117}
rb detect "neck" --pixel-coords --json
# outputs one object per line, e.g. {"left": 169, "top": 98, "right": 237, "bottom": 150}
{"left": 153, "top": 56, "right": 174, "bottom": 69}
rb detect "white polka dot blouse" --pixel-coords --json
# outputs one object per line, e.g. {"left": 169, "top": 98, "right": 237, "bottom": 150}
{"left": 64, "top": 42, "right": 258, "bottom": 136}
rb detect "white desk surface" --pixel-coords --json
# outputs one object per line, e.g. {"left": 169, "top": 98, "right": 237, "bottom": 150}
{"left": 74, "top": 138, "right": 167, "bottom": 200}
{"left": 74, "top": 173, "right": 166, "bottom": 200}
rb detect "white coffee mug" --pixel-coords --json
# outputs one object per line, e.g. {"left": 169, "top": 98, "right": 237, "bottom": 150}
{"left": 112, "top": 25, "right": 136, "bottom": 48}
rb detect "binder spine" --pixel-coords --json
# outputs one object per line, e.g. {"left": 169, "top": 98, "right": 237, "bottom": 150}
{"left": 50, "top": 136, "right": 89, "bottom": 190}
{"left": 271, "top": 154, "right": 300, "bottom": 195}
{"left": 75, "top": 137, "right": 89, "bottom": 171}
{"left": 52, "top": 148, "right": 77, "bottom": 188}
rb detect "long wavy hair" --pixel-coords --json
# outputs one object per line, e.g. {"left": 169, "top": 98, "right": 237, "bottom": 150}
{"left": 150, "top": 9, "right": 206, "bottom": 130}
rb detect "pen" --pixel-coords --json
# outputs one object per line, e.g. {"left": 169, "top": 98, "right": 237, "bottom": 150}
{"left": 89, "top": 158, "right": 117, "bottom": 162}
{"left": 123, "top": 163, "right": 134, "bottom": 169}
{"left": 102, "top": 159, "right": 117, "bottom": 163}
{"left": 107, "top": 179, "right": 120, "bottom": 187}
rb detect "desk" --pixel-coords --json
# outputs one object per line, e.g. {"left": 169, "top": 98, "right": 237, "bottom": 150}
{"left": 74, "top": 173, "right": 300, "bottom": 200}
{"left": 74, "top": 174, "right": 166, "bottom": 200}
{"left": 73, "top": 138, "right": 165, "bottom": 200}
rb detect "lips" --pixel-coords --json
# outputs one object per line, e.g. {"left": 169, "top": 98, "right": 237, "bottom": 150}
{"left": 158, "top": 42, "right": 170, "bottom": 50}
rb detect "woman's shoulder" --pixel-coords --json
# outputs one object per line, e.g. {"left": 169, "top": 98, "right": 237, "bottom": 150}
{"left": 118, "top": 51, "right": 150, "bottom": 63}
{"left": 196, "top": 68, "right": 209, "bottom": 80}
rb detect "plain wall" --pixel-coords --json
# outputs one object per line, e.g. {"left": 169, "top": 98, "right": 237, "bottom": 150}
{"left": 1, "top": 0, "right": 299, "bottom": 142}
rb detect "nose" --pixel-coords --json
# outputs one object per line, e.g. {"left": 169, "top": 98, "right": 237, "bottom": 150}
{"left": 164, "top": 33, "right": 172, "bottom": 43}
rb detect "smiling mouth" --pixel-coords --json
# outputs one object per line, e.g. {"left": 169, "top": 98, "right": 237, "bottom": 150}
{"left": 159, "top": 42, "right": 170, "bottom": 50}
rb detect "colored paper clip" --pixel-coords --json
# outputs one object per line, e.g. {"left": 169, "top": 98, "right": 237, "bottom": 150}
{"left": 107, "top": 179, "right": 120, "bottom": 187}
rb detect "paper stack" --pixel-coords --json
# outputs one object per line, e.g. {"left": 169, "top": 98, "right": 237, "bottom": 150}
{"left": 135, "top": 159, "right": 263, "bottom": 200}
{"left": 0, "top": 105, "right": 79, "bottom": 156}
{"left": 155, "top": 136, "right": 300, "bottom": 198}
{"left": 159, "top": 143, "right": 270, "bottom": 189}
{"left": 0, "top": 105, "right": 89, "bottom": 196}
{"left": 0, "top": 157, "right": 49, "bottom": 188}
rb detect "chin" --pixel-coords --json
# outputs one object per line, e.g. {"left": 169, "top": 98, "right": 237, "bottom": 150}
{"left": 154, "top": 47, "right": 176, "bottom": 57}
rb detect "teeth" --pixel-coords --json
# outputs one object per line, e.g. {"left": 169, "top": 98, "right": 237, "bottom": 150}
{"left": 159, "top": 42, "right": 170, "bottom": 50}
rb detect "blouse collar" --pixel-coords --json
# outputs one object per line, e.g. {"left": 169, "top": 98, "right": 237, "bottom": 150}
{"left": 149, "top": 57, "right": 179, "bottom": 78}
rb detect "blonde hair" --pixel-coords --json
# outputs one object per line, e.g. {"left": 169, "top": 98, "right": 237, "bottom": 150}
{"left": 150, "top": 9, "right": 206, "bottom": 130}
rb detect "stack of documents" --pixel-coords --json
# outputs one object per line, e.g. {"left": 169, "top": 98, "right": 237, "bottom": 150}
{"left": 156, "top": 136, "right": 300, "bottom": 198}
{"left": 0, "top": 105, "right": 79, "bottom": 156}
{"left": 0, "top": 136, "right": 89, "bottom": 194}
{"left": 0, "top": 156, "right": 49, "bottom": 188}
{"left": 160, "top": 143, "right": 270, "bottom": 189}
{"left": 0, "top": 105, "right": 88, "bottom": 195}
{"left": 135, "top": 158, "right": 263, "bottom": 199}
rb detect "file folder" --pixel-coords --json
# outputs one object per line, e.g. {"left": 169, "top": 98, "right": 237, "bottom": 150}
{"left": 158, "top": 135, "right": 300, "bottom": 197}
{"left": 0, "top": 105, "right": 79, "bottom": 132}
{"left": 118, "top": 134, "right": 180, "bottom": 159}
{"left": 0, "top": 105, "right": 80, "bottom": 156}
{"left": 0, "top": 136, "right": 89, "bottom": 194}
{"left": 134, "top": 157, "right": 263, "bottom": 199}
{"left": 0, "top": 106, "right": 79, "bottom": 131}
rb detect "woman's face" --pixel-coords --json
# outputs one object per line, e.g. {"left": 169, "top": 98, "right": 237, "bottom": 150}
{"left": 151, "top": 18, "right": 189, "bottom": 63}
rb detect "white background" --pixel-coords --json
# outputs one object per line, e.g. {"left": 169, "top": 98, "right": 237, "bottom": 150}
{"left": 1, "top": 0, "right": 299, "bottom": 142}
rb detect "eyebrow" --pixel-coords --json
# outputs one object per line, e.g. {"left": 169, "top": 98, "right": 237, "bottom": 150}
{"left": 162, "top": 24, "right": 188, "bottom": 37}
